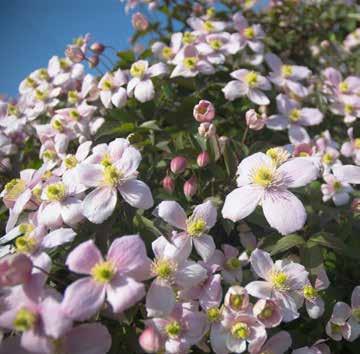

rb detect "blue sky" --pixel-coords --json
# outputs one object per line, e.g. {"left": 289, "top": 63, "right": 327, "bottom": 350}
{"left": 0, "top": 0, "right": 135, "bottom": 96}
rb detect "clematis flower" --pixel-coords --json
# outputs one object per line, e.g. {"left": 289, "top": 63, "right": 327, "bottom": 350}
{"left": 187, "top": 17, "right": 226, "bottom": 34}
{"left": 325, "top": 302, "right": 352, "bottom": 341}
{"left": 246, "top": 248, "right": 309, "bottom": 322}
{"left": 265, "top": 53, "right": 311, "bottom": 97}
{"left": 222, "top": 152, "right": 318, "bottom": 235}
{"left": 0, "top": 323, "right": 111, "bottom": 354}
{"left": 333, "top": 164, "right": 360, "bottom": 185}
{"left": 266, "top": 94, "right": 323, "bottom": 144}
{"left": 292, "top": 340, "right": 331, "bottom": 354}
{"left": 255, "top": 331, "right": 292, "bottom": 354}
{"left": 341, "top": 127, "right": 360, "bottom": 165}
{"left": 223, "top": 69, "right": 271, "bottom": 105}
{"left": 77, "top": 141, "right": 153, "bottom": 224}
{"left": 62, "top": 235, "right": 150, "bottom": 321}
{"left": 220, "top": 244, "right": 243, "bottom": 284}
{"left": 145, "top": 303, "right": 207, "bottom": 354}
{"left": 233, "top": 12, "right": 265, "bottom": 53}
{"left": 0, "top": 253, "right": 33, "bottom": 287}
{"left": 224, "top": 286, "right": 250, "bottom": 313}
{"left": 146, "top": 236, "right": 207, "bottom": 317}
{"left": 127, "top": 60, "right": 168, "bottom": 102}
{"left": 156, "top": 200, "right": 217, "bottom": 261}
{"left": 323, "top": 67, "right": 360, "bottom": 97}
{"left": 330, "top": 94, "right": 360, "bottom": 124}
{"left": 152, "top": 33, "right": 183, "bottom": 62}
{"left": 321, "top": 174, "right": 352, "bottom": 206}
{"left": 210, "top": 307, "right": 267, "bottom": 354}
{"left": 253, "top": 299, "right": 283, "bottom": 328}
{"left": 98, "top": 69, "right": 128, "bottom": 108}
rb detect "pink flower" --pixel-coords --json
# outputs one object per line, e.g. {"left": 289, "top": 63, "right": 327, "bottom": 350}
{"left": 132, "top": 12, "right": 149, "bottom": 31}
{"left": 246, "top": 249, "right": 309, "bottom": 322}
{"left": 170, "top": 156, "right": 187, "bottom": 174}
{"left": 211, "top": 307, "right": 267, "bottom": 354}
{"left": 146, "top": 303, "right": 207, "bottom": 354}
{"left": 220, "top": 244, "right": 243, "bottom": 284}
{"left": 224, "top": 286, "right": 250, "bottom": 313}
{"left": 98, "top": 70, "right": 128, "bottom": 108}
{"left": 265, "top": 53, "right": 311, "bottom": 97}
{"left": 146, "top": 236, "right": 207, "bottom": 317}
{"left": 152, "top": 33, "right": 183, "bottom": 62}
{"left": 245, "top": 109, "right": 266, "bottom": 131}
{"left": 193, "top": 100, "right": 215, "bottom": 123}
{"left": 341, "top": 127, "right": 360, "bottom": 165}
{"left": 323, "top": 67, "right": 360, "bottom": 97}
{"left": 325, "top": 302, "right": 352, "bottom": 341}
{"left": 255, "top": 331, "right": 292, "bottom": 354}
{"left": 292, "top": 340, "right": 331, "bottom": 354}
{"left": 183, "top": 175, "right": 198, "bottom": 198}
{"left": 156, "top": 200, "right": 217, "bottom": 261}
{"left": 127, "top": 60, "right": 168, "bottom": 102}
{"left": 77, "top": 139, "right": 153, "bottom": 224}
{"left": 222, "top": 152, "right": 318, "bottom": 235}
{"left": 321, "top": 174, "right": 352, "bottom": 206}
{"left": 162, "top": 176, "right": 175, "bottom": 193}
{"left": 266, "top": 94, "right": 323, "bottom": 144}
{"left": 62, "top": 235, "right": 150, "bottom": 320}
{"left": 223, "top": 69, "right": 271, "bottom": 105}
{"left": 330, "top": 94, "right": 360, "bottom": 124}
{"left": 139, "top": 326, "right": 163, "bottom": 353}
{"left": 253, "top": 299, "right": 283, "bottom": 328}
{"left": 0, "top": 253, "right": 32, "bottom": 287}
{"left": 197, "top": 151, "right": 210, "bottom": 167}
{"left": 187, "top": 17, "right": 226, "bottom": 34}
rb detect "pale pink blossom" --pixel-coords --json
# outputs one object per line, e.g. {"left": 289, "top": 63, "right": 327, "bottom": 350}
{"left": 325, "top": 302, "right": 352, "bottom": 341}
{"left": 193, "top": 100, "right": 215, "bottom": 123}
{"left": 98, "top": 70, "right": 128, "bottom": 108}
{"left": 245, "top": 109, "right": 266, "bottom": 131}
{"left": 341, "top": 127, "right": 360, "bottom": 165}
{"left": 255, "top": 331, "right": 292, "bottom": 354}
{"left": 321, "top": 174, "right": 352, "bottom": 206}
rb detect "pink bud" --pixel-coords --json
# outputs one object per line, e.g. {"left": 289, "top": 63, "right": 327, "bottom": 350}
{"left": 192, "top": 3, "right": 204, "bottom": 16}
{"left": 162, "top": 176, "right": 175, "bottom": 193}
{"left": 193, "top": 100, "right": 215, "bottom": 123}
{"left": 139, "top": 327, "right": 162, "bottom": 353}
{"left": 88, "top": 55, "right": 99, "bottom": 68}
{"left": 197, "top": 151, "right": 209, "bottom": 168}
{"left": 170, "top": 156, "right": 187, "bottom": 174}
{"left": 0, "top": 254, "right": 32, "bottom": 287}
{"left": 132, "top": 12, "right": 149, "bottom": 32}
{"left": 245, "top": 109, "right": 266, "bottom": 131}
{"left": 65, "top": 45, "right": 85, "bottom": 63}
{"left": 198, "top": 122, "right": 216, "bottom": 138}
{"left": 90, "top": 42, "right": 105, "bottom": 54}
{"left": 184, "top": 175, "right": 197, "bottom": 198}
{"left": 351, "top": 198, "right": 360, "bottom": 213}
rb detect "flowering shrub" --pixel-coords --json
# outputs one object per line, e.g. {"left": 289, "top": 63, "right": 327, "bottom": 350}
{"left": 1, "top": 0, "right": 360, "bottom": 353}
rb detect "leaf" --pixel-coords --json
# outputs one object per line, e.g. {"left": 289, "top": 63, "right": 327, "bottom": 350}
{"left": 223, "top": 141, "right": 238, "bottom": 177}
{"left": 269, "top": 234, "right": 305, "bottom": 255}
{"left": 139, "top": 120, "right": 161, "bottom": 131}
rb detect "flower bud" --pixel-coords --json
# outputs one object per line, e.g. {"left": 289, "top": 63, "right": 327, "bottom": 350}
{"left": 197, "top": 151, "right": 209, "bottom": 168}
{"left": 170, "top": 156, "right": 187, "bottom": 174}
{"left": 88, "top": 55, "right": 99, "bottom": 68}
{"left": 193, "top": 100, "right": 215, "bottom": 123}
{"left": 198, "top": 122, "right": 216, "bottom": 138}
{"left": 351, "top": 198, "right": 360, "bottom": 213}
{"left": 139, "top": 327, "right": 162, "bottom": 353}
{"left": 162, "top": 176, "right": 175, "bottom": 193}
{"left": 132, "top": 12, "right": 149, "bottom": 32}
{"left": 184, "top": 175, "right": 197, "bottom": 198}
{"left": 245, "top": 109, "right": 266, "bottom": 131}
{"left": 65, "top": 45, "right": 85, "bottom": 63}
{"left": 320, "top": 40, "right": 330, "bottom": 49}
{"left": 90, "top": 42, "right": 105, "bottom": 54}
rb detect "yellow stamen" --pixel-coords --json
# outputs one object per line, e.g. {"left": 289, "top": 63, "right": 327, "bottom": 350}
{"left": 4, "top": 179, "right": 26, "bottom": 200}
{"left": 45, "top": 182, "right": 66, "bottom": 201}
{"left": 165, "top": 321, "right": 181, "bottom": 338}
{"left": 303, "top": 284, "right": 318, "bottom": 300}
{"left": 244, "top": 27, "right": 255, "bottom": 39}
{"left": 270, "top": 271, "right": 289, "bottom": 292}
{"left": 183, "top": 57, "right": 198, "bottom": 70}
{"left": 281, "top": 65, "right": 293, "bottom": 77}
{"left": 13, "top": 308, "right": 37, "bottom": 332}
{"left": 187, "top": 218, "right": 206, "bottom": 237}
{"left": 207, "top": 307, "right": 220, "bottom": 322}
{"left": 244, "top": 71, "right": 258, "bottom": 88}
{"left": 91, "top": 261, "right": 116, "bottom": 283}
{"left": 252, "top": 165, "right": 275, "bottom": 187}
{"left": 15, "top": 236, "right": 38, "bottom": 254}
{"left": 64, "top": 155, "right": 78, "bottom": 169}
{"left": 231, "top": 322, "right": 250, "bottom": 340}
{"left": 130, "top": 62, "right": 146, "bottom": 78}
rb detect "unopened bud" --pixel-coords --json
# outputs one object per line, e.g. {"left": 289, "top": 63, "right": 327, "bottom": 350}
{"left": 170, "top": 156, "right": 187, "bottom": 174}
{"left": 351, "top": 198, "right": 360, "bottom": 213}
{"left": 162, "top": 176, "right": 175, "bottom": 193}
{"left": 184, "top": 175, "right": 197, "bottom": 198}
{"left": 65, "top": 45, "right": 85, "bottom": 63}
{"left": 139, "top": 327, "right": 162, "bottom": 353}
{"left": 198, "top": 122, "right": 216, "bottom": 138}
{"left": 193, "top": 100, "right": 215, "bottom": 123}
{"left": 90, "top": 42, "right": 105, "bottom": 54}
{"left": 132, "top": 12, "right": 149, "bottom": 32}
{"left": 197, "top": 151, "right": 209, "bottom": 168}
{"left": 246, "top": 109, "right": 266, "bottom": 131}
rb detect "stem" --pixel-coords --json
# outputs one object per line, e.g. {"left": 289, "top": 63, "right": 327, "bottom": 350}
{"left": 241, "top": 126, "right": 249, "bottom": 146}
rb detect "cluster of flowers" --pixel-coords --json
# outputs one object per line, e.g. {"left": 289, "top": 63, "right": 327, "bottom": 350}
{"left": 0, "top": 0, "right": 360, "bottom": 353}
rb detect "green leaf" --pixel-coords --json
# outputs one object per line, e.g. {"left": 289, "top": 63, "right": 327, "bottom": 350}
{"left": 139, "top": 120, "right": 161, "bottom": 131}
{"left": 270, "top": 234, "right": 305, "bottom": 255}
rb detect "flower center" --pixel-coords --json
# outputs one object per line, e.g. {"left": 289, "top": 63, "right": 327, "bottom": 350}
{"left": 165, "top": 321, "right": 181, "bottom": 338}
{"left": 244, "top": 71, "right": 258, "bottom": 88}
{"left": 182, "top": 32, "right": 196, "bottom": 44}
{"left": 69, "top": 109, "right": 80, "bottom": 121}
{"left": 35, "top": 89, "right": 48, "bottom": 101}
{"left": 225, "top": 257, "right": 241, "bottom": 270}
{"left": 59, "top": 58, "right": 70, "bottom": 70}
{"left": 270, "top": 271, "right": 289, "bottom": 291}
{"left": 43, "top": 150, "right": 57, "bottom": 161}
{"left": 4, "top": 178, "right": 26, "bottom": 200}
{"left": 183, "top": 57, "right": 198, "bottom": 70}
{"left": 322, "top": 153, "right": 334, "bottom": 165}
{"left": 252, "top": 165, "right": 275, "bottom": 187}
{"left": 102, "top": 79, "right": 113, "bottom": 91}
{"left": 289, "top": 108, "right": 301, "bottom": 122}
{"left": 68, "top": 90, "right": 79, "bottom": 104}
{"left": 244, "top": 26, "right": 255, "bottom": 39}
{"left": 51, "top": 118, "right": 64, "bottom": 132}
{"left": 281, "top": 65, "right": 293, "bottom": 77}
{"left": 103, "top": 165, "right": 123, "bottom": 186}
{"left": 13, "top": 308, "right": 37, "bottom": 332}
{"left": 344, "top": 104, "right": 353, "bottom": 115}
{"left": 266, "top": 147, "right": 289, "bottom": 166}
{"left": 162, "top": 46, "right": 173, "bottom": 60}
{"left": 19, "top": 223, "right": 35, "bottom": 236}
{"left": 187, "top": 218, "right": 206, "bottom": 237}
{"left": 64, "top": 155, "right": 78, "bottom": 169}
{"left": 91, "top": 261, "right": 116, "bottom": 283}
{"left": 45, "top": 182, "right": 66, "bottom": 201}
{"left": 151, "top": 258, "right": 176, "bottom": 280}
{"left": 203, "top": 21, "right": 215, "bottom": 32}
{"left": 354, "top": 138, "right": 360, "bottom": 149}
{"left": 38, "top": 68, "right": 49, "bottom": 81}
{"left": 101, "top": 153, "right": 112, "bottom": 167}
{"left": 209, "top": 39, "right": 222, "bottom": 50}
{"left": 130, "top": 62, "right": 146, "bottom": 78}
{"left": 353, "top": 308, "right": 360, "bottom": 321}
{"left": 229, "top": 294, "right": 244, "bottom": 311}
{"left": 231, "top": 322, "right": 250, "bottom": 340}
{"left": 333, "top": 180, "right": 342, "bottom": 192}
{"left": 207, "top": 307, "right": 221, "bottom": 322}
{"left": 303, "top": 284, "right": 318, "bottom": 300}
{"left": 7, "top": 103, "right": 18, "bottom": 116}
{"left": 339, "top": 81, "right": 349, "bottom": 93}
{"left": 331, "top": 323, "right": 342, "bottom": 334}
{"left": 25, "top": 77, "right": 37, "bottom": 88}
{"left": 259, "top": 307, "right": 273, "bottom": 319}
{"left": 15, "top": 236, "right": 38, "bottom": 254}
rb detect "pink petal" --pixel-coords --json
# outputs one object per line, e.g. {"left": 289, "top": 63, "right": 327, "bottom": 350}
{"left": 118, "top": 179, "right": 153, "bottom": 209}
{"left": 245, "top": 280, "right": 272, "bottom": 299}
{"left": 261, "top": 331, "right": 292, "bottom": 354}
{"left": 146, "top": 280, "right": 176, "bottom": 317}
{"left": 77, "top": 164, "right": 104, "bottom": 188}
{"left": 333, "top": 165, "right": 360, "bottom": 184}
{"left": 193, "top": 235, "right": 215, "bottom": 261}
{"left": 192, "top": 200, "right": 217, "bottom": 229}
{"left": 156, "top": 201, "right": 187, "bottom": 230}
{"left": 41, "top": 228, "right": 76, "bottom": 249}
{"left": 250, "top": 248, "right": 274, "bottom": 279}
